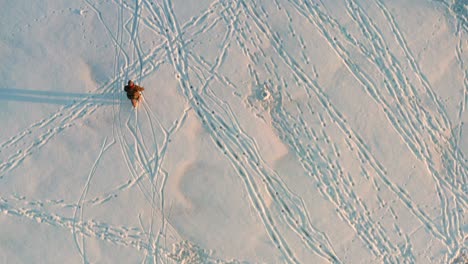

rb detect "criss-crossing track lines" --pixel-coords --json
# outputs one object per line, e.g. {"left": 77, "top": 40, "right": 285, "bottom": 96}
{"left": 1, "top": 0, "right": 466, "bottom": 263}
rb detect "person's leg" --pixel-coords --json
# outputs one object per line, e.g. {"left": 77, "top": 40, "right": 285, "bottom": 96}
{"left": 135, "top": 93, "right": 142, "bottom": 103}
{"left": 131, "top": 99, "right": 138, "bottom": 107}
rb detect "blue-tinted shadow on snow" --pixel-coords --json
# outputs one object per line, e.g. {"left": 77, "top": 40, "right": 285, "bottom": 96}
{"left": 0, "top": 88, "right": 120, "bottom": 105}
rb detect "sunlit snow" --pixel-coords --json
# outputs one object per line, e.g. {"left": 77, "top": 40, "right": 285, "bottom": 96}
{"left": 0, "top": 0, "right": 467, "bottom": 263}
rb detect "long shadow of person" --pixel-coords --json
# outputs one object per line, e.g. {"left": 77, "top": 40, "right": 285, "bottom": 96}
{"left": 0, "top": 88, "right": 120, "bottom": 105}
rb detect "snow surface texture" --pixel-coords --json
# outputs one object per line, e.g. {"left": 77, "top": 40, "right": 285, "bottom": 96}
{"left": 0, "top": 0, "right": 467, "bottom": 263}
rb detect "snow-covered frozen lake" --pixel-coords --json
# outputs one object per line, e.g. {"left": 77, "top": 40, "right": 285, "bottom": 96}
{"left": 0, "top": 0, "right": 467, "bottom": 263}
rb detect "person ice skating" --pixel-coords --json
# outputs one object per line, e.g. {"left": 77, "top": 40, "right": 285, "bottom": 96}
{"left": 124, "top": 80, "right": 144, "bottom": 107}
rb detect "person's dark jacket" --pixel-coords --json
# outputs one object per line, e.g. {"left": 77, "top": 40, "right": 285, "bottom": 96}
{"left": 124, "top": 83, "right": 144, "bottom": 100}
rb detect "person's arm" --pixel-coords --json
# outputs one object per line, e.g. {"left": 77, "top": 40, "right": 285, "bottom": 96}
{"left": 124, "top": 86, "right": 129, "bottom": 92}
{"left": 138, "top": 86, "right": 145, "bottom": 92}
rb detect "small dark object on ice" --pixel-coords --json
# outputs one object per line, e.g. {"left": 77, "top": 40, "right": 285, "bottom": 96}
{"left": 124, "top": 80, "right": 145, "bottom": 108}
